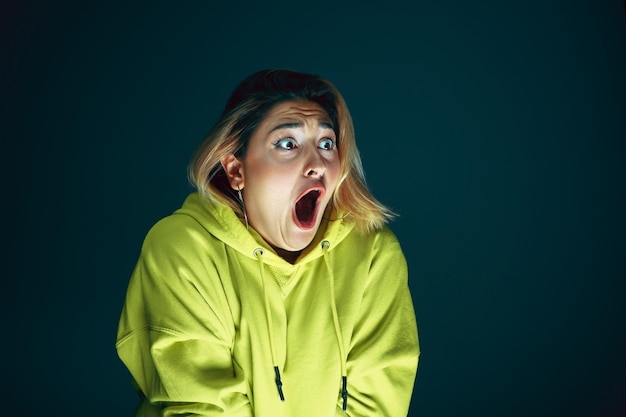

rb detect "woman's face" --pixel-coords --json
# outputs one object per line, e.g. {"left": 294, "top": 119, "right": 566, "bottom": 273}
{"left": 223, "top": 100, "right": 341, "bottom": 253}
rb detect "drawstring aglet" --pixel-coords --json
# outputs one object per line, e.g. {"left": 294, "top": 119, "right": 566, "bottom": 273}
{"left": 274, "top": 366, "right": 285, "bottom": 401}
{"left": 341, "top": 375, "right": 348, "bottom": 412}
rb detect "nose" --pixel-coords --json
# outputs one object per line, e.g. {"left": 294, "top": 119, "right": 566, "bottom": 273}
{"left": 303, "top": 148, "right": 325, "bottom": 178}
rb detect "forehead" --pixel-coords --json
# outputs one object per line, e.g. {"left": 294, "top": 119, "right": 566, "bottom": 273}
{"left": 261, "top": 100, "right": 333, "bottom": 127}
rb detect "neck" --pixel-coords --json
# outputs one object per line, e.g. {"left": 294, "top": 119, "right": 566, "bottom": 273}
{"left": 271, "top": 245, "right": 302, "bottom": 264}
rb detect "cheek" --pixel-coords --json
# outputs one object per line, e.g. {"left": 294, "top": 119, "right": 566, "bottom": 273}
{"left": 249, "top": 164, "right": 294, "bottom": 201}
{"left": 327, "top": 160, "right": 342, "bottom": 187}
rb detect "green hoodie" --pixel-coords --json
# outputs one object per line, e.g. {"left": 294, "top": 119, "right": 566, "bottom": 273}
{"left": 116, "top": 192, "right": 419, "bottom": 416}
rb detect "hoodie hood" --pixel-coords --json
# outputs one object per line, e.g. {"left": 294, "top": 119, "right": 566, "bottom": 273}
{"left": 174, "top": 192, "right": 355, "bottom": 266}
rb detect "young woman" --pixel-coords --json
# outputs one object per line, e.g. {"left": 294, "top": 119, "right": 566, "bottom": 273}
{"left": 116, "top": 69, "right": 419, "bottom": 416}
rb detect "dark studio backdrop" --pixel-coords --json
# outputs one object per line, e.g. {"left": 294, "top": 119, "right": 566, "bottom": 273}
{"left": 2, "top": 1, "right": 625, "bottom": 416}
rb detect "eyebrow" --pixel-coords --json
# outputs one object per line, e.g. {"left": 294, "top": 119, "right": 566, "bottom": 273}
{"left": 270, "top": 121, "right": 334, "bottom": 133}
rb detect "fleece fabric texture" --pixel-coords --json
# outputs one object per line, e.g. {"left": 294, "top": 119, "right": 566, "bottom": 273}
{"left": 116, "top": 192, "right": 419, "bottom": 417}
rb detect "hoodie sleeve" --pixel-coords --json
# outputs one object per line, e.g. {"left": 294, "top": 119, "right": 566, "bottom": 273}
{"left": 342, "top": 227, "right": 420, "bottom": 417}
{"left": 116, "top": 215, "right": 253, "bottom": 417}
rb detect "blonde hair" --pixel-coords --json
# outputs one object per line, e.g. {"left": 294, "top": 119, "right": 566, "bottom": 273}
{"left": 188, "top": 69, "right": 395, "bottom": 234}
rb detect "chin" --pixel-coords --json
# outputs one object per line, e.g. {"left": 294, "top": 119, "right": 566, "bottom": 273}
{"left": 288, "top": 229, "right": 318, "bottom": 251}
{"left": 287, "top": 240, "right": 312, "bottom": 252}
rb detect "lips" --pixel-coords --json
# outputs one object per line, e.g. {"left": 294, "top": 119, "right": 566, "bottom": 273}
{"left": 293, "top": 187, "right": 324, "bottom": 230}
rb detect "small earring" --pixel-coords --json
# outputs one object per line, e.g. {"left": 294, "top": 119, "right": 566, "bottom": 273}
{"left": 236, "top": 184, "right": 249, "bottom": 229}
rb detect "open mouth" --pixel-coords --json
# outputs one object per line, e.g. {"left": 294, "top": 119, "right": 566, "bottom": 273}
{"left": 294, "top": 189, "right": 322, "bottom": 230}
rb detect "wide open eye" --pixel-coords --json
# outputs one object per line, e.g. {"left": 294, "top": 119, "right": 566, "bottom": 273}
{"left": 273, "top": 138, "right": 298, "bottom": 150}
{"left": 318, "top": 138, "right": 336, "bottom": 151}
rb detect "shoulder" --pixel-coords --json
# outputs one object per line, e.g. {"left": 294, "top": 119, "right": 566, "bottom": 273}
{"left": 141, "top": 211, "right": 218, "bottom": 258}
{"left": 333, "top": 225, "right": 406, "bottom": 274}
{"left": 334, "top": 225, "right": 408, "bottom": 290}
{"left": 372, "top": 226, "right": 406, "bottom": 265}
{"left": 374, "top": 225, "right": 402, "bottom": 247}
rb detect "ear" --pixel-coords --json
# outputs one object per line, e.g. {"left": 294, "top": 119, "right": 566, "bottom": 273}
{"left": 220, "top": 154, "right": 244, "bottom": 190}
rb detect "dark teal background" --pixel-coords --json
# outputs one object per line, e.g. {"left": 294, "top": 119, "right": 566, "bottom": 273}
{"left": 2, "top": 1, "right": 625, "bottom": 416}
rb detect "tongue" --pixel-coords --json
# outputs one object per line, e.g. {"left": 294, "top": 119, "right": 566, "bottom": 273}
{"left": 295, "top": 190, "right": 319, "bottom": 227}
